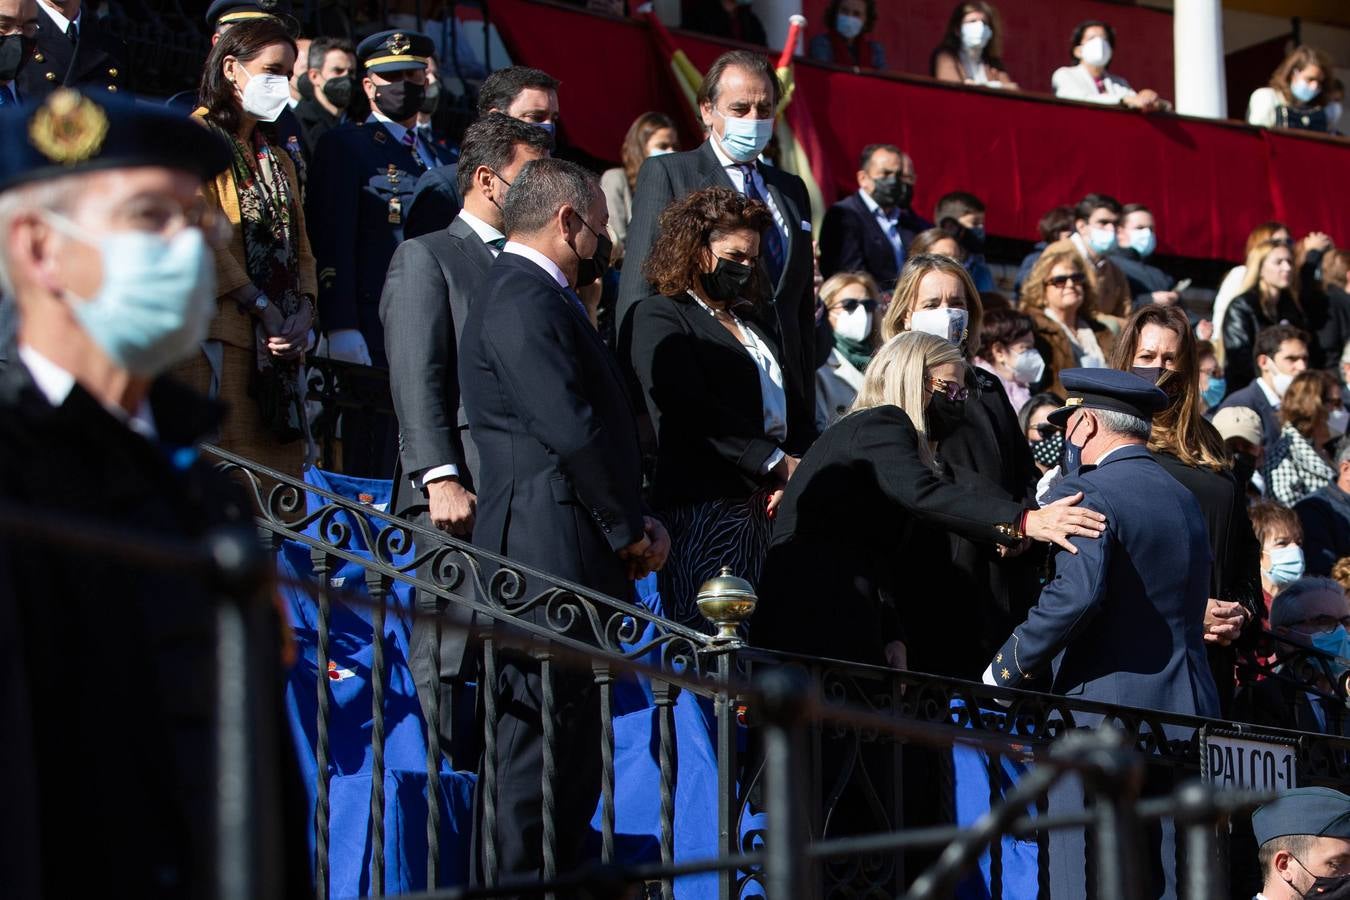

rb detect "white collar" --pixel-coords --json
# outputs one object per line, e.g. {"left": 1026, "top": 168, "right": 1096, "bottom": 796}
{"left": 707, "top": 134, "right": 763, "bottom": 171}
{"left": 458, "top": 210, "right": 505, "bottom": 247}
{"left": 40, "top": 1, "right": 80, "bottom": 32}
{"left": 367, "top": 110, "right": 412, "bottom": 143}
{"left": 503, "top": 241, "right": 569, "bottom": 290}
{"left": 18, "top": 344, "right": 157, "bottom": 440}
{"left": 858, "top": 188, "right": 897, "bottom": 220}
{"left": 1257, "top": 376, "right": 1282, "bottom": 409}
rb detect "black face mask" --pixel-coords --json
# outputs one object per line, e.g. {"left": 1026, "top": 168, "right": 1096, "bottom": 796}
{"left": 1302, "top": 871, "right": 1350, "bottom": 898}
{"left": 420, "top": 80, "right": 441, "bottom": 115}
{"left": 373, "top": 80, "right": 424, "bottom": 121}
{"left": 1030, "top": 431, "right": 1064, "bottom": 469}
{"left": 895, "top": 180, "right": 914, "bottom": 211}
{"left": 926, "top": 392, "right": 967, "bottom": 440}
{"left": 322, "top": 74, "right": 354, "bottom": 110}
{"left": 296, "top": 71, "right": 315, "bottom": 101}
{"left": 1232, "top": 451, "right": 1257, "bottom": 490}
{"left": 569, "top": 213, "right": 612, "bottom": 289}
{"left": 700, "top": 256, "right": 755, "bottom": 304}
{"left": 870, "top": 176, "right": 902, "bottom": 209}
{"left": 1131, "top": 365, "right": 1184, "bottom": 405}
{"left": 0, "top": 34, "right": 32, "bottom": 83}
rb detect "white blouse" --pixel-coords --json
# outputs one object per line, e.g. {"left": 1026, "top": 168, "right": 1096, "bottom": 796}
{"left": 1052, "top": 65, "right": 1136, "bottom": 104}
{"left": 688, "top": 292, "right": 788, "bottom": 444}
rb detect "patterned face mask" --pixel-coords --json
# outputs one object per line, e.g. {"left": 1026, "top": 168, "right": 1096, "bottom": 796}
{"left": 1030, "top": 430, "right": 1064, "bottom": 468}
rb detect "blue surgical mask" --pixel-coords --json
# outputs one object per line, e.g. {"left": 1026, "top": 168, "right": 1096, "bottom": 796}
{"left": 45, "top": 213, "right": 215, "bottom": 376}
{"left": 1310, "top": 624, "right": 1350, "bottom": 660}
{"left": 715, "top": 110, "right": 774, "bottom": 163}
{"left": 1087, "top": 225, "right": 1117, "bottom": 255}
{"left": 1201, "top": 376, "right": 1227, "bottom": 407}
{"left": 536, "top": 121, "right": 556, "bottom": 136}
{"left": 1127, "top": 227, "right": 1157, "bottom": 258}
{"left": 835, "top": 13, "right": 864, "bottom": 40}
{"left": 1062, "top": 418, "right": 1085, "bottom": 475}
{"left": 1265, "top": 544, "right": 1305, "bottom": 588}
{"left": 1291, "top": 78, "right": 1319, "bottom": 104}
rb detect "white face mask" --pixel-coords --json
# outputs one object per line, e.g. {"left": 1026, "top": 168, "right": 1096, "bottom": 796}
{"left": 1329, "top": 407, "right": 1349, "bottom": 438}
{"left": 833, "top": 304, "right": 872, "bottom": 342}
{"left": 961, "top": 20, "right": 992, "bottom": 51}
{"left": 910, "top": 307, "right": 969, "bottom": 346}
{"left": 1010, "top": 348, "right": 1046, "bottom": 386}
{"left": 1271, "top": 370, "right": 1295, "bottom": 398}
{"left": 1080, "top": 36, "right": 1112, "bottom": 68}
{"left": 237, "top": 63, "right": 293, "bottom": 123}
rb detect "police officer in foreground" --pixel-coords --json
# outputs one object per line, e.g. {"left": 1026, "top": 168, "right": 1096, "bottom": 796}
{"left": 984, "top": 368, "right": 1220, "bottom": 899}
{"left": 0, "top": 89, "right": 306, "bottom": 897}
{"left": 1252, "top": 787, "right": 1350, "bottom": 899}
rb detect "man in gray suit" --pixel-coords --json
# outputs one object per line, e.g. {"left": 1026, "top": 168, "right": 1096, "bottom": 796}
{"left": 377, "top": 112, "right": 549, "bottom": 766}
{"left": 617, "top": 49, "right": 819, "bottom": 448}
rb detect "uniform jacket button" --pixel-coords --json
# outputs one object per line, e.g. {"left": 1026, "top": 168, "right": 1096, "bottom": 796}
{"left": 44, "top": 71, "right": 55, "bottom": 81}
{"left": 108, "top": 68, "right": 118, "bottom": 77}
{"left": 33, "top": 52, "right": 44, "bottom": 62}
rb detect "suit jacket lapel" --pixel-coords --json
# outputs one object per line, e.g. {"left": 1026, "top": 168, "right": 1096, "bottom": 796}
{"left": 696, "top": 140, "right": 736, "bottom": 191}
{"left": 849, "top": 192, "right": 892, "bottom": 256}
{"left": 447, "top": 216, "right": 495, "bottom": 271}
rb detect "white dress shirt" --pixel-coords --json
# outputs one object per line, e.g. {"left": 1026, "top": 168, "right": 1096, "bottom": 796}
{"left": 39, "top": 1, "right": 80, "bottom": 34}
{"left": 368, "top": 110, "right": 439, "bottom": 170}
{"left": 504, "top": 241, "right": 569, "bottom": 289}
{"left": 858, "top": 188, "right": 904, "bottom": 267}
{"left": 708, "top": 136, "right": 791, "bottom": 247}
{"left": 688, "top": 291, "right": 788, "bottom": 474}
{"left": 19, "top": 344, "right": 157, "bottom": 441}
{"left": 410, "top": 211, "right": 509, "bottom": 489}
{"left": 1256, "top": 376, "right": 1282, "bottom": 412}
{"left": 1052, "top": 65, "right": 1136, "bottom": 105}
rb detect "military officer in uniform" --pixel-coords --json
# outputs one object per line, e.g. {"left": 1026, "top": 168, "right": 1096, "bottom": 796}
{"left": 0, "top": 87, "right": 307, "bottom": 898}
{"left": 984, "top": 368, "right": 1219, "bottom": 899}
{"left": 1252, "top": 787, "right": 1350, "bottom": 900}
{"left": 308, "top": 28, "right": 453, "bottom": 370}
{"left": 14, "top": 0, "right": 125, "bottom": 103}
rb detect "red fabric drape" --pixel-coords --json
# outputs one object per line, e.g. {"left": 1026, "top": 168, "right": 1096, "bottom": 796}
{"left": 489, "top": 0, "right": 1350, "bottom": 262}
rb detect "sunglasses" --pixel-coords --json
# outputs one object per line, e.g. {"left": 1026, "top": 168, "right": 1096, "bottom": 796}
{"left": 928, "top": 376, "right": 970, "bottom": 402}
{"left": 1045, "top": 273, "right": 1087, "bottom": 289}
{"left": 830, "top": 298, "right": 878, "bottom": 314}
{"left": 1032, "top": 422, "right": 1059, "bottom": 438}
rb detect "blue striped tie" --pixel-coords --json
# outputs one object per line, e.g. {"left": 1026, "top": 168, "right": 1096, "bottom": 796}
{"left": 739, "top": 164, "right": 786, "bottom": 286}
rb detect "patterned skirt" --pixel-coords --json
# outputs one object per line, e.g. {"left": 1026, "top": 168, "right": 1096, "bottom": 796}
{"left": 659, "top": 492, "right": 773, "bottom": 633}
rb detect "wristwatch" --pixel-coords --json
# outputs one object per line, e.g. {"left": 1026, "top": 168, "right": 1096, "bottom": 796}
{"left": 253, "top": 294, "right": 270, "bottom": 314}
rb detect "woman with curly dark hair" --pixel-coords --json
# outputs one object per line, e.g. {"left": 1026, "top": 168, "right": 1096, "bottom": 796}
{"left": 174, "top": 18, "right": 316, "bottom": 476}
{"left": 629, "top": 186, "right": 810, "bottom": 629}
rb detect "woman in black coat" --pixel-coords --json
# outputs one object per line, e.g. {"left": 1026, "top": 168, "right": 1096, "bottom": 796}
{"left": 1112, "top": 305, "right": 1263, "bottom": 714}
{"left": 875, "top": 254, "right": 1042, "bottom": 676}
{"left": 630, "top": 187, "right": 812, "bottom": 629}
{"left": 1222, "top": 234, "right": 1331, "bottom": 391}
{"left": 752, "top": 331, "right": 1106, "bottom": 668}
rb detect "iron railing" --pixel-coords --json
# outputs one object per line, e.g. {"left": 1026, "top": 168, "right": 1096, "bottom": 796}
{"left": 198, "top": 444, "right": 1350, "bottom": 899}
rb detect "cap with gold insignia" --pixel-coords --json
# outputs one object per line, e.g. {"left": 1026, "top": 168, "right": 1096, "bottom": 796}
{"left": 1252, "top": 787, "right": 1350, "bottom": 847}
{"left": 357, "top": 29, "right": 434, "bottom": 74}
{"left": 205, "top": 0, "right": 293, "bottom": 29}
{"left": 1046, "top": 368, "right": 1169, "bottom": 429}
{"left": 0, "top": 89, "right": 231, "bottom": 194}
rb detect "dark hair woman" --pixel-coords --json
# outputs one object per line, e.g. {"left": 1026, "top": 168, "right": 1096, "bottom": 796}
{"left": 1110, "top": 305, "right": 1261, "bottom": 715}
{"left": 176, "top": 18, "right": 315, "bottom": 477}
{"left": 1248, "top": 45, "right": 1337, "bottom": 131}
{"left": 808, "top": 0, "right": 886, "bottom": 70}
{"left": 600, "top": 111, "right": 678, "bottom": 264}
{"left": 931, "top": 1, "right": 1018, "bottom": 90}
{"left": 629, "top": 186, "right": 804, "bottom": 631}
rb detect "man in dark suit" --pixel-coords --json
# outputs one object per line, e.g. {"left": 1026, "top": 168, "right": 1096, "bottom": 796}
{"left": 378, "top": 113, "right": 549, "bottom": 768}
{"left": 0, "top": 0, "right": 37, "bottom": 107}
{"left": 294, "top": 36, "right": 355, "bottom": 156}
{"left": 403, "top": 64, "right": 559, "bottom": 239}
{"left": 1212, "top": 324, "right": 1310, "bottom": 456}
{"left": 619, "top": 49, "right": 818, "bottom": 443}
{"left": 15, "top": 0, "right": 125, "bottom": 102}
{"left": 818, "top": 143, "right": 925, "bottom": 293}
{"left": 458, "top": 157, "right": 668, "bottom": 882}
{"left": 987, "top": 369, "right": 1219, "bottom": 900}
{"left": 310, "top": 29, "right": 455, "bottom": 372}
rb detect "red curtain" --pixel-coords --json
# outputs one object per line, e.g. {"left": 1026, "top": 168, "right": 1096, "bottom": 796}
{"left": 489, "top": 0, "right": 1349, "bottom": 262}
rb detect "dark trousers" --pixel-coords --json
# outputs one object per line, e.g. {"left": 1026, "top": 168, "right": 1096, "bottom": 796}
{"left": 471, "top": 648, "right": 602, "bottom": 887}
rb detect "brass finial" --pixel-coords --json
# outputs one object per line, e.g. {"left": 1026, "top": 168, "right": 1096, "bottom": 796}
{"left": 696, "top": 566, "right": 757, "bottom": 644}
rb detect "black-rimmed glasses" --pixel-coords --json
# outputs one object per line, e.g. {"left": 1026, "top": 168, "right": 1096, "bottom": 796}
{"left": 1045, "top": 273, "right": 1087, "bottom": 289}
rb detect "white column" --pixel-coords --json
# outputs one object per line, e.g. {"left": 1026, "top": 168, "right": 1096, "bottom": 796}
{"left": 1173, "top": 0, "right": 1227, "bottom": 119}
{"left": 755, "top": 0, "right": 806, "bottom": 54}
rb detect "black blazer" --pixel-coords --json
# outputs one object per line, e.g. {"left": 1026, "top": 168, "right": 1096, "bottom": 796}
{"left": 630, "top": 292, "right": 809, "bottom": 510}
{"left": 617, "top": 140, "right": 818, "bottom": 446}
{"left": 380, "top": 215, "right": 494, "bottom": 518}
{"left": 16, "top": 5, "right": 126, "bottom": 102}
{"left": 752, "top": 404, "right": 1025, "bottom": 666}
{"left": 818, "top": 191, "right": 899, "bottom": 291}
{"left": 459, "top": 251, "right": 644, "bottom": 601}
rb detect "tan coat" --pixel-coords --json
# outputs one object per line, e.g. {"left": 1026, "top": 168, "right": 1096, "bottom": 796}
{"left": 1026, "top": 307, "right": 1117, "bottom": 397}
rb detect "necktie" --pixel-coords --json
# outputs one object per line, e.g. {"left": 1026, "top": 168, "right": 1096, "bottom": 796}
{"left": 401, "top": 130, "right": 427, "bottom": 173}
{"left": 487, "top": 237, "right": 507, "bottom": 251}
{"left": 738, "top": 164, "right": 786, "bottom": 286}
{"left": 561, "top": 287, "right": 589, "bottom": 318}
{"left": 66, "top": 21, "right": 78, "bottom": 43}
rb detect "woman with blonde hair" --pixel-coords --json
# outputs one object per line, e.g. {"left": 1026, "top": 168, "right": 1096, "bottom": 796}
{"left": 1213, "top": 221, "right": 1290, "bottom": 351}
{"left": 601, "top": 111, "right": 678, "bottom": 263}
{"left": 1021, "top": 239, "right": 1115, "bottom": 396}
{"left": 752, "top": 331, "right": 1105, "bottom": 671}
{"left": 1221, "top": 233, "right": 1333, "bottom": 391}
{"left": 816, "top": 271, "right": 882, "bottom": 428}
{"left": 1266, "top": 371, "right": 1341, "bottom": 506}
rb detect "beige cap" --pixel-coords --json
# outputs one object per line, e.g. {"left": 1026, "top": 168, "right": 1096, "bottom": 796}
{"left": 1211, "top": 406, "right": 1263, "bottom": 446}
